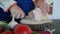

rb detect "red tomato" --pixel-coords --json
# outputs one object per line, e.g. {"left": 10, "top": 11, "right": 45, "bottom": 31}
{"left": 14, "top": 24, "right": 32, "bottom": 34}
{"left": 0, "top": 25, "right": 2, "bottom": 33}
{"left": 1, "top": 31, "right": 13, "bottom": 34}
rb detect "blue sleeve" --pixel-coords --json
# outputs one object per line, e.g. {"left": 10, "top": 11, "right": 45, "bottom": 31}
{"left": 15, "top": 0, "right": 35, "bottom": 15}
{"left": 0, "top": 7, "right": 12, "bottom": 22}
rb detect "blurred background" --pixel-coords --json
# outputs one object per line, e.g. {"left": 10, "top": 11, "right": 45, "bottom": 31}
{"left": 46, "top": 0, "right": 60, "bottom": 34}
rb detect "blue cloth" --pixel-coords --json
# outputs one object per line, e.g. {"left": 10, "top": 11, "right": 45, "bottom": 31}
{"left": 0, "top": 7, "right": 12, "bottom": 22}
{"left": 15, "top": 0, "right": 35, "bottom": 15}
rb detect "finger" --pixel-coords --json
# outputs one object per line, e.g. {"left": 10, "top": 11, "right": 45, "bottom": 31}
{"left": 16, "top": 14, "right": 21, "bottom": 19}
{"left": 20, "top": 13, "right": 25, "bottom": 18}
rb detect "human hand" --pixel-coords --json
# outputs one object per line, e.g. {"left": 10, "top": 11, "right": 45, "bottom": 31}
{"left": 10, "top": 4, "right": 25, "bottom": 19}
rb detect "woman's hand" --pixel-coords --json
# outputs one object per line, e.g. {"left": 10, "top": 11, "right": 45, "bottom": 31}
{"left": 10, "top": 4, "right": 25, "bottom": 19}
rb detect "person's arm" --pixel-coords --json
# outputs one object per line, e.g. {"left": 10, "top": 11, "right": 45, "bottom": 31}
{"left": 0, "top": 0, "right": 25, "bottom": 19}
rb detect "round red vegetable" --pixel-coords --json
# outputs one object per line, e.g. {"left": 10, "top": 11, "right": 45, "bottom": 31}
{"left": 1, "top": 31, "right": 13, "bottom": 34}
{"left": 14, "top": 24, "right": 32, "bottom": 34}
